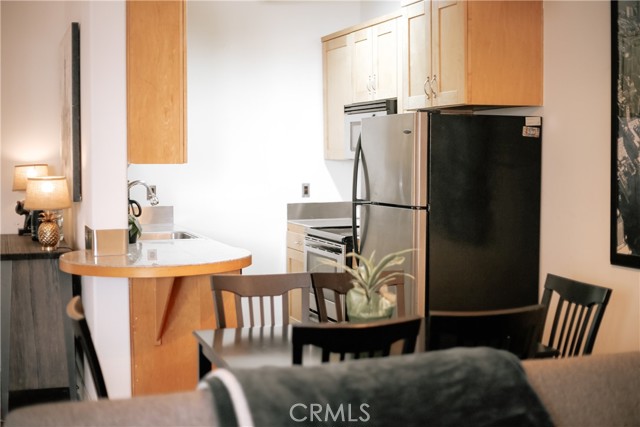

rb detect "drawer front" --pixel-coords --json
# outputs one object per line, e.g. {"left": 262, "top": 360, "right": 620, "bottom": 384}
{"left": 287, "top": 231, "right": 304, "bottom": 252}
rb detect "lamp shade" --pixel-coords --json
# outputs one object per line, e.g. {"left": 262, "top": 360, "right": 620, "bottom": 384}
{"left": 12, "top": 164, "right": 49, "bottom": 191}
{"left": 24, "top": 176, "right": 71, "bottom": 211}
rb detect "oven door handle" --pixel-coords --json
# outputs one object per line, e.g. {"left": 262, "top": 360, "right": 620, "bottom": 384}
{"left": 304, "top": 242, "right": 342, "bottom": 256}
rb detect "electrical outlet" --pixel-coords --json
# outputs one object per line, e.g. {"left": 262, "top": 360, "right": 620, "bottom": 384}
{"left": 302, "top": 183, "right": 310, "bottom": 198}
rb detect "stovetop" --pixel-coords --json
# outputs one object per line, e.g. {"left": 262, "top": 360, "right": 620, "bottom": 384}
{"left": 306, "top": 226, "right": 354, "bottom": 241}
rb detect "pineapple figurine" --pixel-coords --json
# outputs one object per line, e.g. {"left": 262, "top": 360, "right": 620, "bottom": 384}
{"left": 37, "top": 211, "right": 61, "bottom": 251}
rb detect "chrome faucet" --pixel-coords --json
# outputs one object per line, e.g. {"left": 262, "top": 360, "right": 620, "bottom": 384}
{"left": 128, "top": 180, "right": 159, "bottom": 206}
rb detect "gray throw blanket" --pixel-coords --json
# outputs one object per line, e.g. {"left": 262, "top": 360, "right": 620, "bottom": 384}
{"left": 202, "top": 347, "right": 553, "bottom": 427}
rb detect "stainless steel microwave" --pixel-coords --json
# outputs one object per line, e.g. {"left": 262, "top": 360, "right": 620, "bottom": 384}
{"left": 343, "top": 99, "right": 397, "bottom": 159}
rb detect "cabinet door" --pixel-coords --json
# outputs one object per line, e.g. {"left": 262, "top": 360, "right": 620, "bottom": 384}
{"left": 464, "top": 0, "right": 543, "bottom": 106}
{"left": 372, "top": 19, "right": 399, "bottom": 101}
{"left": 402, "top": 0, "right": 431, "bottom": 110}
{"left": 352, "top": 28, "right": 373, "bottom": 103}
{"left": 286, "top": 247, "right": 304, "bottom": 273}
{"left": 323, "top": 34, "right": 352, "bottom": 160}
{"left": 431, "top": 0, "right": 465, "bottom": 107}
{"left": 127, "top": 0, "right": 186, "bottom": 164}
{"left": 286, "top": 245, "right": 305, "bottom": 323}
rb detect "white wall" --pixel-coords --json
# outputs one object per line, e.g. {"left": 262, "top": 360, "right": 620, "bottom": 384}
{"left": 1, "top": 0, "right": 131, "bottom": 398}
{"left": 539, "top": 1, "right": 639, "bottom": 353}
{"left": 1, "top": 1, "right": 66, "bottom": 214}
{"left": 1, "top": 0, "right": 639, "bottom": 400}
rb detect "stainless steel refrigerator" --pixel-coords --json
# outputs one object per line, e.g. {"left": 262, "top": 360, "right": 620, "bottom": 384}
{"left": 353, "top": 112, "right": 542, "bottom": 316}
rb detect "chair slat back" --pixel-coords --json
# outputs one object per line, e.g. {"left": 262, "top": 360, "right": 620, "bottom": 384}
{"left": 66, "top": 296, "right": 108, "bottom": 399}
{"left": 292, "top": 316, "right": 422, "bottom": 365}
{"left": 427, "top": 305, "right": 546, "bottom": 360}
{"left": 540, "top": 274, "right": 612, "bottom": 357}
{"left": 311, "top": 272, "right": 406, "bottom": 322}
{"left": 211, "top": 273, "right": 311, "bottom": 328}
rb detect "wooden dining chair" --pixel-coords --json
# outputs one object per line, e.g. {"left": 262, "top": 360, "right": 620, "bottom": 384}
{"left": 537, "top": 273, "right": 612, "bottom": 358}
{"left": 292, "top": 316, "right": 422, "bottom": 365}
{"left": 310, "top": 271, "right": 406, "bottom": 322}
{"left": 210, "top": 273, "right": 312, "bottom": 328}
{"left": 426, "top": 305, "right": 546, "bottom": 360}
{"left": 66, "top": 296, "right": 108, "bottom": 399}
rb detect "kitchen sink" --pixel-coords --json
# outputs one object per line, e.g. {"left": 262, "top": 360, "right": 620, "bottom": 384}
{"left": 138, "top": 231, "right": 199, "bottom": 241}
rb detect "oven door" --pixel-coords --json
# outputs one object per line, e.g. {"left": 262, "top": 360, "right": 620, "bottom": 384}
{"left": 304, "top": 236, "right": 345, "bottom": 322}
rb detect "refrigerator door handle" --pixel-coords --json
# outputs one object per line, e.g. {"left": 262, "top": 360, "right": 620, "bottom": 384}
{"left": 352, "top": 133, "right": 362, "bottom": 204}
{"left": 352, "top": 133, "right": 362, "bottom": 257}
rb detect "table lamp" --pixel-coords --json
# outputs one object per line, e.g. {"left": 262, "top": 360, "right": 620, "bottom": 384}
{"left": 24, "top": 176, "right": 71, "bottom": 251}
{"left": 12, "top": 164, "right": 49, "bottom": 235}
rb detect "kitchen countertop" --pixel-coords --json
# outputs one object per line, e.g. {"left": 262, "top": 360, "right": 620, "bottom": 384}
{"left": 59, "top": 225, "right": 252, "bottom": 278}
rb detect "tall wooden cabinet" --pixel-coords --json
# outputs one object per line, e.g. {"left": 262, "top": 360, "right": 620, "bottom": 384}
{"left": 402, "top": 0, "right": 543, "bottom": 110}
{"left": 127, "top": 0, "right": 187, "bottom": 164}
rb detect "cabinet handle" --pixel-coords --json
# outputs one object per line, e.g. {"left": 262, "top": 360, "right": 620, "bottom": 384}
{"left": 367, "top": 76, "right": 373, "bottom": 94}
{"left": 430, "top": 74, "right": 438, "bottom": 99}
{"left": 423, "top": 76, "right": 431, "bottom": 100}
{"left": 371, "top": 74, "right": 377, "bottom": 93}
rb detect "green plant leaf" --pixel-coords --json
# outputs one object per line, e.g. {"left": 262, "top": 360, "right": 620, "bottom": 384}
{"left": 128, "top": 214, "right": 142, "bottom": 238}
{"left": 319, "top": 248, "right": 416, "bottom": 300}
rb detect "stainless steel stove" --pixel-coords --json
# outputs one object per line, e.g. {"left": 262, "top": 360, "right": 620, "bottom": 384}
{"left": 304, "top": 224, "right": 356, "bottom": 322}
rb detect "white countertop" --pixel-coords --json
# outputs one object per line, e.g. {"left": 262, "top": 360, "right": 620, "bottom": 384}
{"left": 59, "top": 224, "right": 252, "bottom": 278}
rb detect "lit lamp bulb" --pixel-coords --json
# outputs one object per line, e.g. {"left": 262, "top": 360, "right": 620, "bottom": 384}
{"left": 24, "top": 176, "right": 71, "bottom": 251}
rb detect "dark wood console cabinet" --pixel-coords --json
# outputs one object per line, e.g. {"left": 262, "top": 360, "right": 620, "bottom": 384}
{"left": 0, "top": 235, "right": 74, "bottom": 420}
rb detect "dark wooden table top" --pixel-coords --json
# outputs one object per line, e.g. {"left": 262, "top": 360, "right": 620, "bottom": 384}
{"left": 1, "top": 234, "right": 71, "bottom": 260}
{"left": 194, "top": 325, "right": 324, "bottom": 369}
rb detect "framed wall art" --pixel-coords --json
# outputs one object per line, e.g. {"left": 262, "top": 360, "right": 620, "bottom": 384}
{"left": 61, "top": 22, "right": 81, "bottom": 202}
{"left": 612, "top": 1, "right": 640, "bottom": 267}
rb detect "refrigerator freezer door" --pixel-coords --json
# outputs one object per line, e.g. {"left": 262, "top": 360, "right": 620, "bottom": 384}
{"left": 428, "top": 114, "right": 542, "bottom": 311}
{"left": 359, "top": 204, "right": 427, "bottom": 316}
{"left": 360, "top": 113, "right": 428, "bottom": 208}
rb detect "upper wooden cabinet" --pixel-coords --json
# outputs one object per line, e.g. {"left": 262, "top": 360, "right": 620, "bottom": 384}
{"left": 322, "top": 13, "right": 401, "bottom": 160}
{"left": 402, "top": 0, "right": 543, "bottom": 110}
{"left": 127, "top": 0, "right": 187, "bottom": 164}
{"left": 323, "top": 34, "right": 352, "bottom": 160}
{"left": 352, "top": 19, "right": 400, "bottom": 103}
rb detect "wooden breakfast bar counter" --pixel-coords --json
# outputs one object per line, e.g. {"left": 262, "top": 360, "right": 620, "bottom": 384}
{"left": 59, "top": 237, "right": 252, "bottom": 396}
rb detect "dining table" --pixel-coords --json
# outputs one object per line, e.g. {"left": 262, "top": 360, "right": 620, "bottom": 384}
{"left": 193, "top": 325, "right": 322, "bottom": 377}
{"left": 193, "top": 321, "right": 426, "bottom": 378}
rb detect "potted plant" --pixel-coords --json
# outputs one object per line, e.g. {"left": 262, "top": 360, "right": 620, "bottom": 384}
{"left": 128, "top": 213, "right": 142, "bottom": 244}
{"left": 323, "top": 249, "right": 414, "bottom": 322}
